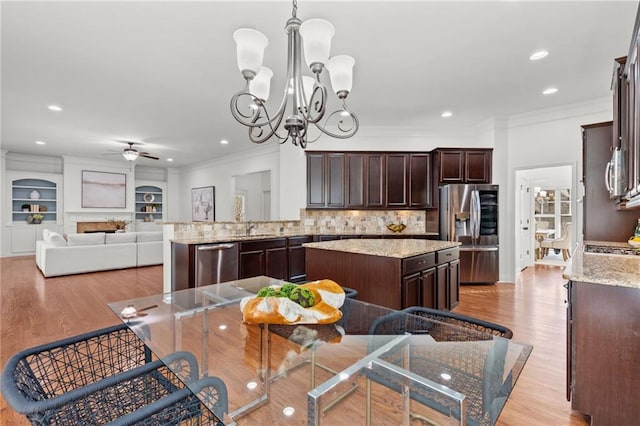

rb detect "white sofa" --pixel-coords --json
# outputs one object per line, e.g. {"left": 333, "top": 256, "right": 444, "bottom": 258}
{"left": 35, "top": 231, "right": 163, "bottom": 277}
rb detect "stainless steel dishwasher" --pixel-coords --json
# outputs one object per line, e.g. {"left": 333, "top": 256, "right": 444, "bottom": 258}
{"left": 195, "top": 243, "right": 239, "bottom": 286}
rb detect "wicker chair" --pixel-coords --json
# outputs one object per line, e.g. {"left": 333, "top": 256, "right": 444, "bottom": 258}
{"left": 366, "top": 308, "right": 514, "bottom": 425}
{"left": 342, "top": 286, "right": 358, "bottom": 299}
{"left": 1, "top": 323, "right": 228, "bottom": 425}
{"left": 402, "top": 306, "right": 513, "bottom": 339}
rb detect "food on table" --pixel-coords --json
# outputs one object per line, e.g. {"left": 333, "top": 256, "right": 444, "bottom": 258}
{"left": 241, "top": 279, "right": 346, "bottom": 324}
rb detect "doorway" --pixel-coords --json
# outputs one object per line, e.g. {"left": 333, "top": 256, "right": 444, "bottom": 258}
{"left": 233, "top": 170, "right": 271, "bottom": 221}
{"left": 515, "top": 165, "right": 574, "bottom": 272}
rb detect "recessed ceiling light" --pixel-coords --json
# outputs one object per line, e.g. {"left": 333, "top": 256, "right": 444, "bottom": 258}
{"left": 529, "top": 50, "right": 549, "bottom": 61}
{"left": 35, "top": 140, "right": 46, "bottom": 145}
{"left": 441, "top": 111, "right": 453, "bottom": 118}
{"left": 220, "top": 139, "right": 229, "bottom": 145}
{"left": 542, "top": 87, "right": 558, "bottom": 95}
{"left": 47, "top": 105, "right": 62, "bottom": 111}
{"left": 166, "top": 158, "right": 174, "bottom": 162}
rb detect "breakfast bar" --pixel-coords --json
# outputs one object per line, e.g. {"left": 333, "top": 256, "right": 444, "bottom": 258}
{"left": 304, "top": 239, "right": 461, "bottom": 311}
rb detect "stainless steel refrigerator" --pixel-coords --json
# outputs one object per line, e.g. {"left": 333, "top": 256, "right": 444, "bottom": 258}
{"left": 439, "top": 184, "right": 499, "bottom": 284}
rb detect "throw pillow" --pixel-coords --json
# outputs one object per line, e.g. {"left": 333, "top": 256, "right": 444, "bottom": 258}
{"left": 106, "top": 233, "right": 137, "bottom": 244}
{"left": 66, "top": 232, "right": 106, "bottom": 246}
{"left": 45, "top": 231, "right": 67, "bottom": 247}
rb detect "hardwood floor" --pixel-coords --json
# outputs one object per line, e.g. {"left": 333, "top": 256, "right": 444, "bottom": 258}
{"left": 0, "top": 257, "right": 589, "bottom": 425}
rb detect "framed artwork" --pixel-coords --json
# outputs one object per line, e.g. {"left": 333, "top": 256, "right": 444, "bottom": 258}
{"left": 192, "top": 186, "right": 215, "bottom": 221}
{"left": 233, "top": 194, "right": 245, "bottom": 222}
{"left": 81, "top": 170, "right": 126, "bottom": 208}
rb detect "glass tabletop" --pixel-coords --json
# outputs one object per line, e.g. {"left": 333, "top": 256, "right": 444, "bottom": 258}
{"left": 108, "top": 276, "right": 532, "bottom": 426}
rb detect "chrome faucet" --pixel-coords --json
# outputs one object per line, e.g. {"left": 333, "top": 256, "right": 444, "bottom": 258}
{"left": 246, "top": 221, "right": 256, "bottom": 236}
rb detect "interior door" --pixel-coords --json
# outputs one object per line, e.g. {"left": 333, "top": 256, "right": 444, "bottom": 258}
{"left": 518, "top": 177, "right": 532, "bottom": 270}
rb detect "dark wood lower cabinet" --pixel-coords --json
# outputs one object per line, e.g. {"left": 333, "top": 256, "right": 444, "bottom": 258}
{"left": 448, "top": 259, "right": 460, "bottom": 309}
{"left": 306, "top": 246, "right": 459, "bottom": 310}
{"left": 567, "top": 280, "right": 640, "bottom": 425}
{"left": 402, "top": 268, "right": 437, "bottom": 309}
{"left": 288, "top": 236, "right": 314, "bottom": 283}
{"left": 239, "top": 238, "right": 288, "bottom": 280}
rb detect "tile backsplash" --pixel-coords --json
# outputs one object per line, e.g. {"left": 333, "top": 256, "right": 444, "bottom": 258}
{"left": 171, "top": 209, "right": 438, "bottom": 240}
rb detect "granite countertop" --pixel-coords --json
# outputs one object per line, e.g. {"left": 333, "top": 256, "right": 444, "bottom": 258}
{"left": 303, "top": 239, "right": 460, "bottom": 259}
{"left": 171, "top": 233, "right": 303, "bottom": 244}
{"left": 171, "top": 232, "right": 439, "bottom": 245}
{"left": 563, "top": 241, "right": 640, "bottom": 289}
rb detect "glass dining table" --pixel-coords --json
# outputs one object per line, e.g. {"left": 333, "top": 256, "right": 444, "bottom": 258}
{"left": 108, "top": 276, "right": 532, "bottom": 426}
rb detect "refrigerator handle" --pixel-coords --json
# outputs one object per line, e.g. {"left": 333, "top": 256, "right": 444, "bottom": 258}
{"left": 471, "top": 189, "right": 481, "bottom": 240}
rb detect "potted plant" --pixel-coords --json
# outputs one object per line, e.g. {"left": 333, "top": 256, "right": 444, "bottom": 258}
{"left": 30, "top": 214, "right": 44, "bottom": 224}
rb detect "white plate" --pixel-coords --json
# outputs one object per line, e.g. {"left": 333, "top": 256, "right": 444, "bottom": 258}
{"left": 143, "top": 193, "right": 155, "bottom": 202}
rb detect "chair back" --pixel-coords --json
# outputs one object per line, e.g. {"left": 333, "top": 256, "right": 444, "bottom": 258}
{"left": 552, "top": 222, "right": 572, "bottom": 249}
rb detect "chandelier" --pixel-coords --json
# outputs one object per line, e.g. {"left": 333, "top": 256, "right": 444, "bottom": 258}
{"left": 230, "top": 0, "right": 358, "bottom": 149}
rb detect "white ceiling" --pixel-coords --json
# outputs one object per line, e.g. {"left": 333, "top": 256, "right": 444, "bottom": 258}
{"left": 2, "top": 1, "right": 638, "bottom": 167}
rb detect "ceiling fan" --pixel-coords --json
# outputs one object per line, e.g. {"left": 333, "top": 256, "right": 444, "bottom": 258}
{"left": 115, "top": 141, "right": 159, "bottom": 161}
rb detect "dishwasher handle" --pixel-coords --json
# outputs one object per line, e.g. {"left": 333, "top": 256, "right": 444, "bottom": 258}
{"left": 197, "top": 243, "right": 236, "bottom": 251}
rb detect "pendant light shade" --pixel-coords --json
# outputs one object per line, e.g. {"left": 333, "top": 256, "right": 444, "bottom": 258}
{"left": 233, "top": 28, "right": 269, "bottom": 74}
{"left": 299, "top": 18, "right": 335, "bottom": 66}
{"left": 249, "top": 66, "right": 273, "bottom": 101}
{"left": 326, "top": 55, "right": 355, "bottom": 94}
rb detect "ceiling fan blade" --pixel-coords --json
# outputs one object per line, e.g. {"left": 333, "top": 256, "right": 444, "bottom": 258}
{"left": 139, "top": 152, "right": 159, "bottom": 160}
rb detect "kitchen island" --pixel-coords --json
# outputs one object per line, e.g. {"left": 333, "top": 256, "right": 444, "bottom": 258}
{"left": 563, "top": 241, "right": 640, "bottom": 426}
{"left": 304, "top": 239, "right": 460, "bottom": 310}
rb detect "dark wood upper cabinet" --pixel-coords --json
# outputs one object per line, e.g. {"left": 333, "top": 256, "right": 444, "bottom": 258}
{"left": 434, "top": 148, "right": 493, "bottom": 184}
{"left": 326, "top": 153, "right": 345, "bottom": 207}
{"left": 346, "top": 153, "right": 365, "bottom": 207}
{"left": 409, "top": 153, "right": 432, "bottom": 207}
{"left": 366, "top": 153, "right": 385, "bottom": 207}
{"left": 465, "top": 150, "right": 492, "bottom": 183}
{"left": 437, "top": 150, "right": 465, "bottom": 183}
{"left": 306, "top": 153, "right": 325, "bottom": 207}
{"left": 306, "top": 149, "right": 485, "bottom": 209}
{"left": 385, "top": 154, "right": 409, "bottom": 207}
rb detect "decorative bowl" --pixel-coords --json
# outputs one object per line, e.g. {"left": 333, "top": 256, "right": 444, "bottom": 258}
{"left": 628, "top": 239, "right": 640, "bottom": 248}
{"left": 386, "top": 223, "right": 407, "bottom": 233}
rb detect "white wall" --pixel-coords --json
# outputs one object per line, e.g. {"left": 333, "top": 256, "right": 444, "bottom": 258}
{"left": 177, "top": 145, "right": 280, "bottom": 222}
{"left": 502, "top": 97, "right": 612, "bottom": 282}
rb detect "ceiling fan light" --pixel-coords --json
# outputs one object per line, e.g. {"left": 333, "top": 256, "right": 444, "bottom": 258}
{"left": 326, "top": 55, "right": 355, "bottom": 94}
{"left": 123, "top": 149, "right": 139, "bottom": 161}
{"left": 249, "top": 66, "right": 273, "bottom": 101}
{"left": 233, "top": 28, "right": 269, "bottom": 75}
{"left": 299, "top": 18, "right": 335, "bottom": 67}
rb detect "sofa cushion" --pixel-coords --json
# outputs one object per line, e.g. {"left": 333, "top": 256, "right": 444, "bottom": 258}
{"left": 45, "top": 231, "right": 67, "bottom": 247}
{"left": 66, "top": 232, "right": 105, "bottom": 246}
{"left": 135, "top": 231, "right": 163, "bottom": 242}
{"left": 106, "top": 233, "right": 137, "bottom": 244}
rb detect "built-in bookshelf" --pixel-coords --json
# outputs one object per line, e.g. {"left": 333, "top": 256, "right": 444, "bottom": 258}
{"left": 11, "top": 178, "right": 58, "bottom": 223}
{"left": 135, "top": 185, "right": 163, "bottom": 221}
